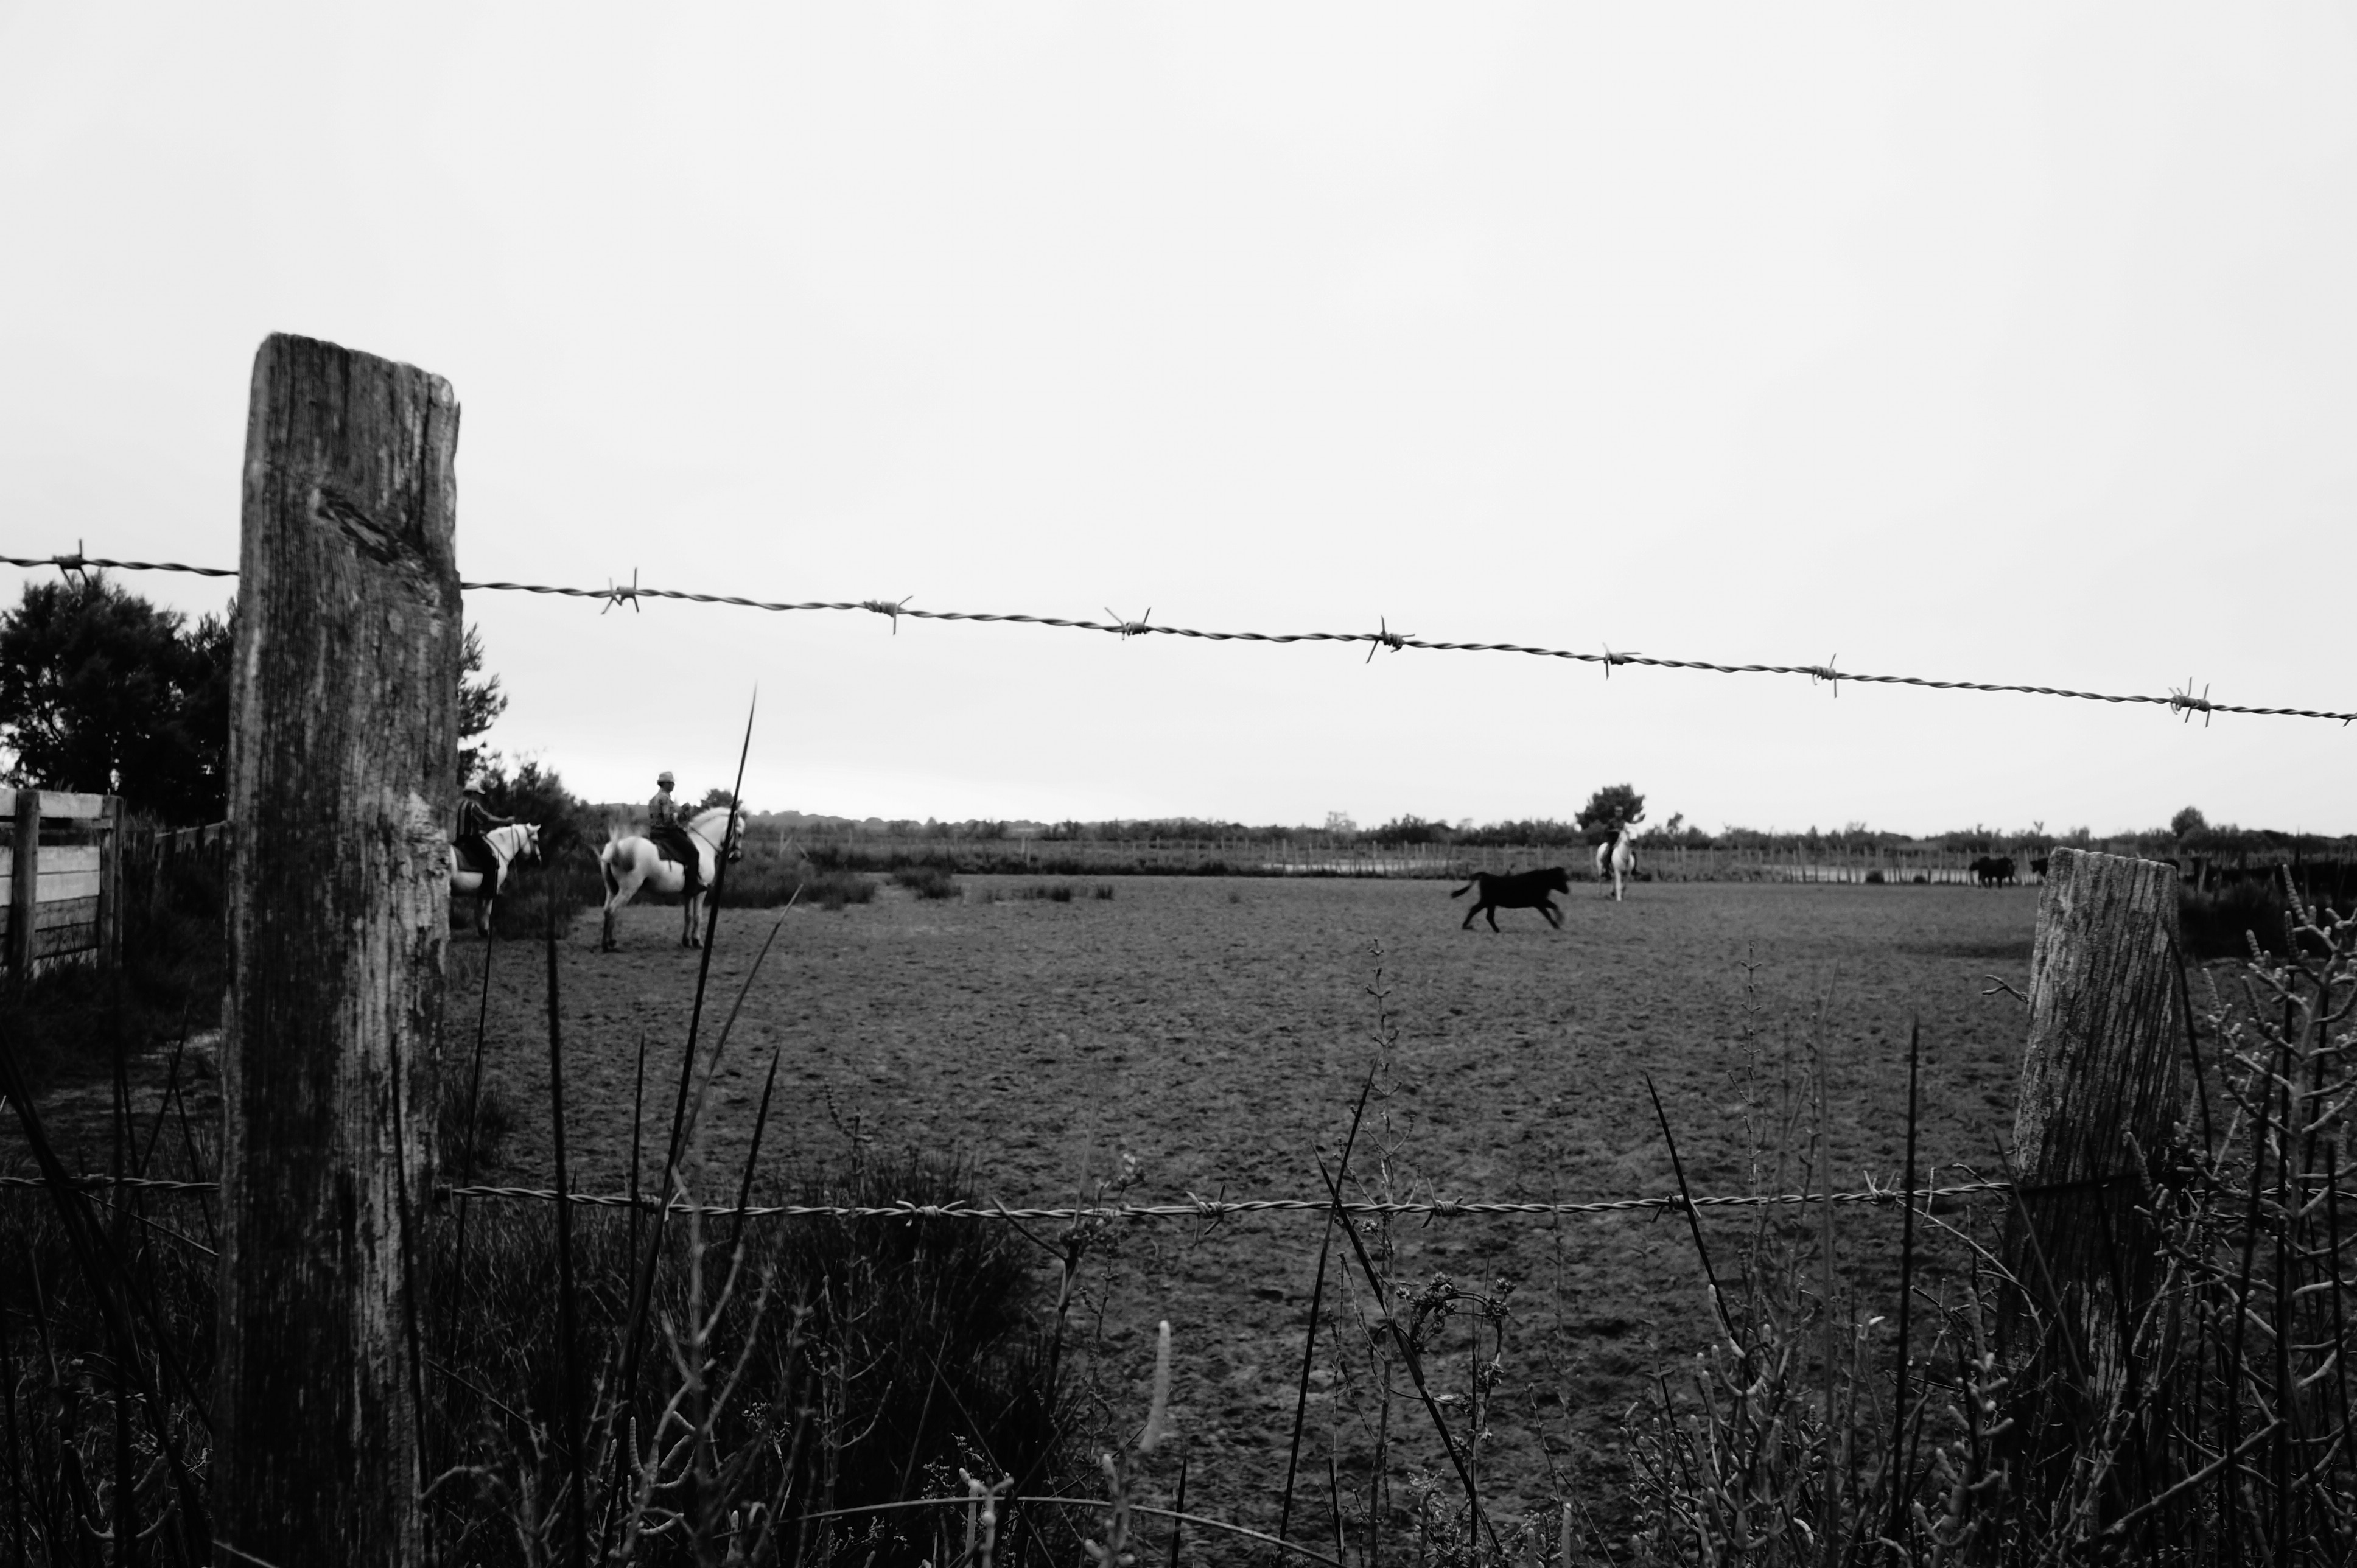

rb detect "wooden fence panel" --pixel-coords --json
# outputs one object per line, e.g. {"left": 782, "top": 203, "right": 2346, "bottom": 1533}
{"left": 2, "top": 790, "right": 122, "bottom": 970}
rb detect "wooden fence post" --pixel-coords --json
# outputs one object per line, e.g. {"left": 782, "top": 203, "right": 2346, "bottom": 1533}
{"left": 8, "top": 789, "right": 35, "bottom": 975}
{"left": 97, "top": 795, "right": 121, "bottom": 967}
{"left": 2006, "top": 846, "right": 2185, "bottom": 1404}
{"left": 215, "top": 334, "right": 461, "bottom": 1564}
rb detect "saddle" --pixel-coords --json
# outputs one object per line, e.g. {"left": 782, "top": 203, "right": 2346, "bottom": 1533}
{"left": 651, "top": 825, "right": 704, "bottom": 886}
{"left": 454, "top": 838, "right": 501, "bottom": 877}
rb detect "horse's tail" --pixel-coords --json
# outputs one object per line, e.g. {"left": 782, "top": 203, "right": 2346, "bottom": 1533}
{"left": 1449, "top": 879, "right": 1477, "bottom": 898}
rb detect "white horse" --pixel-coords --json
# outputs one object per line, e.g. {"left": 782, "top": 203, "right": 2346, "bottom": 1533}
{"left": 1593, "top": 817, "right": 1641, "bottom": 901}
{"left": 449, "top": 822, "right": 543, "bottom": 936}
{"left": 599, "top": 805, "right": 744, "bottom": 951}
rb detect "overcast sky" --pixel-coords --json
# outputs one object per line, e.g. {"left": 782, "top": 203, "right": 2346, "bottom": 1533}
{"left": 4, "top": 6, "right": 2352, "bottom": 835}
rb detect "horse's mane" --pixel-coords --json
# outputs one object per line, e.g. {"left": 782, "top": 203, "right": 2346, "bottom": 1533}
{"left": 687, "top": 805, "right": 740, "bottom": 836}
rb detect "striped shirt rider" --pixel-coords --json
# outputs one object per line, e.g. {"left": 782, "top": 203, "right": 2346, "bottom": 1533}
{"left": 454, "top": 786, "right": 516, "bottom": 887}
{"left": 648, "top": 771, "right": 702, "bottom": 892}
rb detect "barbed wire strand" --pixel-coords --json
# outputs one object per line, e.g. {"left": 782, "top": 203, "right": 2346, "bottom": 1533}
{"left": 3, "top": 550, "right": 2346, "bottom": 725}
{"left": 2, "top": 1171, "right": 2018, "bottom": 1220}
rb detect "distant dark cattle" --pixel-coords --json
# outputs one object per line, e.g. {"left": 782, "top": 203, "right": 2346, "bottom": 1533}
{"left": 1970, "top": 855, "right": 2017, "bottom": 887}
{"left": 1451, "top": 867, "right": 1573, "bottom": 931}
{"left": 2030, "top": 856, "right": 2050, "bottom": 881}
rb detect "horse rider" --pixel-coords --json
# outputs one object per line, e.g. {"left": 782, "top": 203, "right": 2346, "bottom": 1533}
{"left": 648, "top": 771, "right": 703, "bottom": 895}
{"left": 455, "top": 777, "right": 518, "bottom": 893}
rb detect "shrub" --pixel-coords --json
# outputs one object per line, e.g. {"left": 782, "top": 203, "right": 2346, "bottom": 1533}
{"left": 4, "top": 841, "right": 225, "bottom": 1093}
{"left": 1863, "top": 869, "right": 1885, "bottom": 884}
{"left": 2176, "top": 867, "right": 2354, "bottom": 961}
{"left": 2, "top": 1122, "right": 1080, "bottom": 1565}
{"left": 1630, "top": 895, "right": 2357, "bottom": 1566}
{"left": 893, "top": 865, "right": 962, "bottom": 901}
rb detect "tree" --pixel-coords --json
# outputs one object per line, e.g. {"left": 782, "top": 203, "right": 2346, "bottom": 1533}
{"left": 2171, "top": 805, "right": 2208, "bottom": 841}
{"left": 0, "top": 572, "right": 233, "bottom": 823}
{"left": 698, "top": 787, "right": 738, "bottom": 811}
{"left": 481, "top": 755, "right": 582, "bottom": 828}
{"left": 457, "top": 625, "right": 507, "bottom": 782}
{"left": 1576, "top": 783, "right": 1646, "bottom": 840}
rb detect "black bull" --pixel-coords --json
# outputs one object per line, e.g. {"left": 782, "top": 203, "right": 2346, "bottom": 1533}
{"left": 1451, "top": 867, "right": 1574, "bottom": 931}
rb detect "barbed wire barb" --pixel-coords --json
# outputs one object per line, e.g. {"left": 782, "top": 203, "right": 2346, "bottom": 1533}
{"left": 1601, "top": 642, "right": 1638, "bottom": 679}
{"left": 55, "top": 540, "right": 89, "bottom": 586}
{"left": 860, "top": 595, "right": 913, "bottom": 633}
{"left": 600, "top": 569, "right": 640, "bottom": 615}
{"left": 1365, "top": 615, "right": 1411, "bottom": 664}
{"left": 1810, "top": 654, "right": 1841, "bottom": 698}
{"left": 2171, "top": 677, "right": 2214, "bottom": 727}
{"left": 1105, "top": 605, "right": 1153, "bottom": 640}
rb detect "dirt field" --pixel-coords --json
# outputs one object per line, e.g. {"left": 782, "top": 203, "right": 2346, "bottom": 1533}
{"left": 452, "top": 874, "right": 2039, "bottom": 1544}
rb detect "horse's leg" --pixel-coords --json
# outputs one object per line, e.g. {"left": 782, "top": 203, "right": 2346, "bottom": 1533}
{"left": 1542, "top": 898, "right": 1562, "bottom": 928}
{"left": 600, "top": 866, "right": 628, "bottom": 952}
{"left": 1484, "top": 905, "right": 1500, "bottom": 933}
{"left": 1460, "top": 902, "right": 1479, "bottom": 931}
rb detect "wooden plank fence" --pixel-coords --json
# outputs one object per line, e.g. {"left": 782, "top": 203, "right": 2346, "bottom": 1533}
{"left": 1, "top": 787, "right": 123, "bottom": 972}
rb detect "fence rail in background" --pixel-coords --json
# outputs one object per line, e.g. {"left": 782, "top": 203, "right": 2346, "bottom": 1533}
{"left": 2, "top": 788, "right": 122, "bottom": 971}
{"left": 116, "top": 820, "right": 229, "bottom": 918}
{"left": 7, "top": 548, "right": 2353, "bottom": 725}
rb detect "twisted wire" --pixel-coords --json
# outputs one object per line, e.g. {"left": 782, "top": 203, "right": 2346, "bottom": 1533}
{"left": 4, "top": 550, "right": 2345, "bottom": 723}
{"left": 1, "top": 1171, "right": 2017, "bottom": 1220}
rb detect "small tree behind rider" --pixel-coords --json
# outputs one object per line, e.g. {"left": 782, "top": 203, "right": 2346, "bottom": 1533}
{"left": 455, "top": 777, "right": 518, "bottom": 892}
{"left": 648, "top": 771, "right": 702, "bottom": 895}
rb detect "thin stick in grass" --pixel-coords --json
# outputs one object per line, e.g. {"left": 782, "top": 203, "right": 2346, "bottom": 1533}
{"left": 443, "top": 929, "right": 500, "bottom": 1362}
{"left": 110, "top": 1020, "right": 136, "bottom": 1568}
{"left": 2328, "top": 1147, "right": 2354, "bottom": 1513}
{"left": 604, "top": 693, "right": 758, "bottom": 1539}
{"left": 545, "top": 889, "right": 587, "bottom": 1568}
{"left": 1642, "top": 1074, "right": 1734, "bottom": 1342}
{"left": 727, "top": 1044, "right": 783, "bottom": 1259}
{"left": 1327, "top": 1455, "right": 1347, "bottom": 1568}
{"left": 628, "top": 1028, "right": 648, "bottom": 1259}
{"left": 135, "top": 1012, "right": 192, "bottom": 1178}
{"left": 2, "top": 1261, "right": 22, "bottom": 1568}
{"left": 1281, "top": 1065, "right": 1378, "bottom": 1541}
{"left": 1890, "top": 1020, "right": 1922, "bottom": 1554}
{"left": 1314, "top": 1147, "right": 1497, "bottom": 1557}
{"left": 1164, "top": 1451, "right": 1188, "bottom": 1568}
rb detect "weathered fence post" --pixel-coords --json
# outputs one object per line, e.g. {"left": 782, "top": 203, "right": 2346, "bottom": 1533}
{"left": 97, "top": 794, "right": 121, "bottom": 967}
{"left": 2007, "top": 846, "right": 2185, "bottom": 1404}
{"left": 216, "top": 334, "right": 460, "bottom": 1564}
{"left": 7, "top": 789, "right": 35, "bottom": 975}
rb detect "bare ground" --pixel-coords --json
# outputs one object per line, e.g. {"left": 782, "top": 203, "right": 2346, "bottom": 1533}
{"left": 444, "top": 875, "right": 2037, "bottom": 1550}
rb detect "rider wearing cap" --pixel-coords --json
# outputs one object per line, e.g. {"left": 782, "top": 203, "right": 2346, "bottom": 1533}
{"left": 455, "top": 775, "right": 518, "bottom": 892}
{"left": 648, "top": 771, "right": 703, "bottom": 895}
